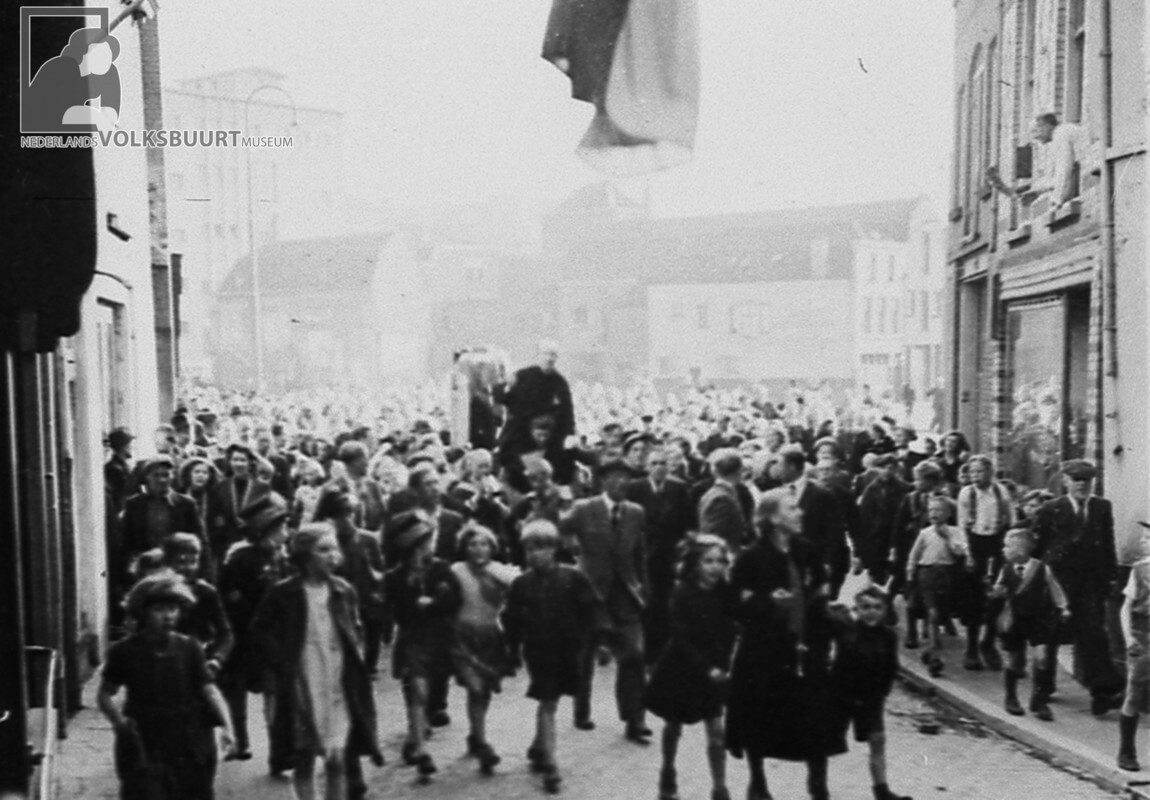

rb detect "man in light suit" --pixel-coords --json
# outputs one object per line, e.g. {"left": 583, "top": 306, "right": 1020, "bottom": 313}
{"left": 627, "top": 446, "right": 695, "bottom": 663}
{"left": 1033, "top": 459, "right": 1125, "bottom": 715}
{"left": 698, "top": 449, "right": 751, "bottom": 554}
{"left": 561, "top": 458, "right": 651, "bottom": 743}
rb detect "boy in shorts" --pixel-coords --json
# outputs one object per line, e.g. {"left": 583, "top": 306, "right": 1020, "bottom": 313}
{"left": 502, "top": 519, "right": 602, "bottom": 793}
{"left": 1117, "top": 524, "right": 1150, "bottom": 771}
{"left": 990, "top": 528, "right": 1069, "bottom": 721}
{"left": 833, "top": 586, "right": 912, "bottom": 800}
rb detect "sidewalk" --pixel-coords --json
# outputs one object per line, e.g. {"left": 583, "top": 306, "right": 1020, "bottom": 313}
{"left": 897, "top": 633, "right": 1150, "bottom": 798}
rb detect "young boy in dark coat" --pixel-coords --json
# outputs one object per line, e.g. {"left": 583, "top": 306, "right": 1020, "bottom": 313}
{"left": 833, "top": 586, "right": 912, "bottom": 800}
{"left": 97, "top": 571, "right": 235, "bottom": 800}
{"left": 161, "top": 533, "right": 233, "bottom": 680}
{"left": 990, "top": 528, "right": 1070, "bottom": 721}
{"left": 502, "top": 519, "right": 602, "bottom": 794}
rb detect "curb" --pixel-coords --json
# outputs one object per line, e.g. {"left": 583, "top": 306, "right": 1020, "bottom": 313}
{"left": 898, "top": 656, "right": 1139, "bottom": 797}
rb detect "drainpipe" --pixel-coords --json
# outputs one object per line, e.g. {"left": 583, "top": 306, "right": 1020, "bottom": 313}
{"left": 1098, "top": 0, "right": 1118, "bottom": 452}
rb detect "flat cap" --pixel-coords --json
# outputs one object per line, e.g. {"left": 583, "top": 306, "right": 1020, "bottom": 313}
{"left": 142, "top": 454, "right": 176, "bottom": 474}
{"left": 1061, "top": 459, "right": 1097, "bottom": 480}
{"left": 597, "top": 458, "right": 635, "bottom": 478}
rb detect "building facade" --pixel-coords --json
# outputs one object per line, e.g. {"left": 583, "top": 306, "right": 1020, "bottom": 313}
{"left": 5, "top": 6, "right": 166, "bottom": 792}
{"left": 947, "top": 0, "right": 1149, "bottom": 559}
{"left": 212, "top": 234, "right": 427, "bottom": 390}
{"left": 164, "top": 68, "right": 345, "bottom": 377}
{"left": 545, "top": 186, "right": 933, "bottom": 395}
{"left": 853, "top": 198, "right": 948, "bottom": 408}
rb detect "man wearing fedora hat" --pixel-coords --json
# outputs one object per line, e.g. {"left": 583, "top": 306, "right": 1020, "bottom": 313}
{"left": 1034, "top": 459, "right": 1125, "bottom": 714}
{"left": 217, "top": 492, "right": 290, "bottom": 765}
{"left": 561, "top": 458, "right": 650, "bottom": 742}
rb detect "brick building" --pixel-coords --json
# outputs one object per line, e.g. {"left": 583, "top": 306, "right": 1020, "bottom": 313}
{"left": 946, "top": 0, "right": 1149, "bottom": 557}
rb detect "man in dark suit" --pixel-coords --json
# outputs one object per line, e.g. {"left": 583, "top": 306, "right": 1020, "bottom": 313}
{"left": 855, "top": 454, "right": 911, "bottom": 584}
{"left": 561, "top": 459, "right": 650, "bottom": 743}
{"left": 775, "top": 446, "right": 850, "bottom": 594}
{"left": 119, "top": 455, "right": 202, "bottom": 578}
{"left": 698, "top": 449, "right": 752, "bottom": 554}
{"left": 627, "top": 446, "right": 695, "bottom": 663}
{"left": 337, "top": 440, "right": 387, "bottom": 533}
{"left": 1033, "top": 459, "right": 1125, "bottom": 715}
{"left": 494, "top": 340, "right": 574, "bottom": 456}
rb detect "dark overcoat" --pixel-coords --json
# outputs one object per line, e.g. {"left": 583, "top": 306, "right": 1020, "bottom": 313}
{"left": 251, "top": 575, "right": 382, "bottom": 766}
{"left": 725, "top": 535, "right": 846, "bottom": 762}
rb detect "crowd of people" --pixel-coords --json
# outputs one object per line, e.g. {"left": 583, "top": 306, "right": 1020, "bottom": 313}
{"left": 97, "top": 342, "right": 1144, "bottom": 800}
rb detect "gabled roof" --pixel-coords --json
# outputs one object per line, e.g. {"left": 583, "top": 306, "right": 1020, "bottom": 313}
{"left": 217, "top": 234, "right": 392, "bottom": 296}
{"left": 547, "top": 192, "right": 920, "bottom": 284}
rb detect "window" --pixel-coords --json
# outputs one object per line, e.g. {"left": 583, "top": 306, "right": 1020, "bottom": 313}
{"left": 696, "top": 304, "right": 709, "bottom": 329}
{"left": 920, "top": 291, "right": 930, "bottom": 332}
{"left": 1066, "top": 0, "right": 1086, "bottom": 123}
{"left": 94, "top": 300, "right": 128, "bottom": 434}
{"left": 863, "top": 297, "right": 873, "bottom": 335}
{"left": 891, "top": 301, "right": 900, "bottom": 334}
{"left": 878, "top": 298, "right": 887, "bottom": 334}
{"left": 869, "top": 255, "right": 878, "bottom": 282}
{"left": 887, "top": 255, "right": 896, "bottom": 282}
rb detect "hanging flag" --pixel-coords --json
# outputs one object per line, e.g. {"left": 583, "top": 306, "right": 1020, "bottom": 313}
{"left": 543, "top": 0, "right": 700, "bottom": 177}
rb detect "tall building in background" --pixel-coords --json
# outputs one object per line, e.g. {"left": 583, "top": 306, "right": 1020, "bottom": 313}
{"left": 164, "top": 68, "right": 345, "bottom": 378}
{"left": 946, "top": 0, "right": 1149, "bottom": 559}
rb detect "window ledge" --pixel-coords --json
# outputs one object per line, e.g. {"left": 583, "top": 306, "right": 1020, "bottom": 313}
{"left": 1046, "top": 199, "right": 1082, "bottom": 228}
{"left": 1005, "top": 224, "right": 1031, "bottom": 246}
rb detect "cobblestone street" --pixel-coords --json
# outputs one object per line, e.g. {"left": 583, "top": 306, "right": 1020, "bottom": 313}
{"left": 57, "top": 663, "right": 1121, "bottom": 800}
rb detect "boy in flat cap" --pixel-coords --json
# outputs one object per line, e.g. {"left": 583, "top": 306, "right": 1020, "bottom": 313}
{"left": 98, "top": 570, "right": 235, "bottom": 799}
{"left": 1033, "top": 459, "right": 1125, "bottom": 714}
{"left": 120, "top": 455, "right": 202, "bottom": 586}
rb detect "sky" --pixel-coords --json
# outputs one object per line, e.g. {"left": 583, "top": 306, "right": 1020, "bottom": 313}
{"left": 161, "top": 0, "right": 956, "bottom": 217}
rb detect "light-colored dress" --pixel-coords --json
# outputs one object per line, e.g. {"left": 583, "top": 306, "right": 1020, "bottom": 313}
{"left": 451, "top": 561, "right": 519, "bottom": 693}
{"left": 301, "top": 582, "right": 349, "bottom": 752}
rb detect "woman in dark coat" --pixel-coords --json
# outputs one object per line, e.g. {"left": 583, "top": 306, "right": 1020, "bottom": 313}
{"left": 251, "top": 522, "right": 383, "bottom": 800}
{"left": 209, "top": 444, "right": 270, "bottom": 568}
{"left": 726, "top": 488, "right": 846, "bottom": 800}
{"left": 179, "top": 457, "right": 222, "bottom": 578}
